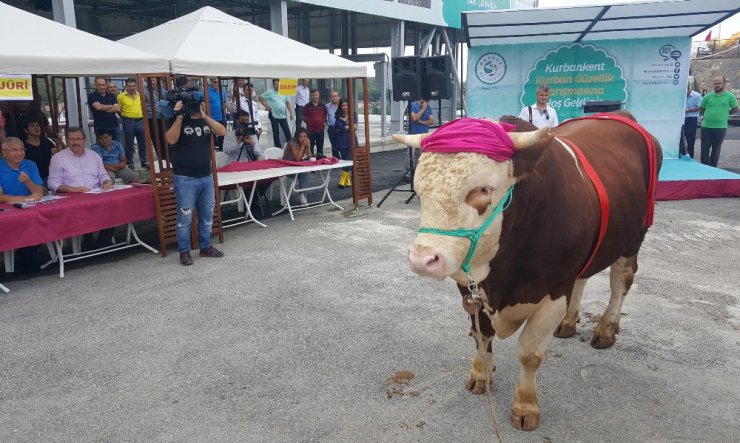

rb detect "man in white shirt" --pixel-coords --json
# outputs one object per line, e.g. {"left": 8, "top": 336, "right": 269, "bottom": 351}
{"left": 519, "top": 84, "right": 559, "bottom": 129}
{"left": 294, "top": 78, "right": 310, "bottom": 130}
{"left": 239, "top": 82, "right": 263, "bottom": 140}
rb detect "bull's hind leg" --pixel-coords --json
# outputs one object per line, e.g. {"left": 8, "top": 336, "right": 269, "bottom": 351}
{"left": 592, "top": 255, "right": 638, "bottom": 349}
{"left": 554, "top": 278, "right": 587, "bottom": 338}
{"left": 511, "top": 296, "right": 567, "bottom": 431}
{"left": 465, "top": 310, "right": 495, "bottom": 395}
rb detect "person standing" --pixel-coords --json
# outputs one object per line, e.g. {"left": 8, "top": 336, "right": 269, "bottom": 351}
{"left": 165, "top": 100, "right": 227, "bottom": 266}
{"left": 207, "top": 78, "right": 231, "bottom": 151}
{"left": 699, "top": 76, "right": 738, "bottom": 167}
{"left": 117, "top": 78, "right": 149, "bottom": 170}
{"left": 259, "top": 79, "right": 294, "bottom": 148}
{"left": 683, "top": 84, "right": 703, "bottom": 159}
{"left": 301, "top": 89, "right": 328, "bottom": 159}
{"left": 326, "top": 90, "right": 340, "bottom": 158}
{"left": 518, "top": 84, "right": 558, "bottom": 129}
{"left": 239, "top": 82, "right": 263, "bottom": 140}
{"left": 334, "top": 98, "right": 358, "bottom": 188}
{"left": 409, "top": 96, "right": 435, "bottom": 135}
{"left": 89, "top": 77, "right": 122, "bottom": 141}
{"left": 294, "top": 78, "right": 310, "bottom": 130}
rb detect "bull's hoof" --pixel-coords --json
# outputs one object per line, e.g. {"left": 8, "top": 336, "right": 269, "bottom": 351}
{"left": 590, "top": 333, "right": 616, "bottom": 349}
{"left": 464, "top": 372, "right": 491, "bottom": 394}
{"left": 511, "top": 403, "right": 540, "bottom": 431}
{"left": 591, "top": 322, "right": 619, "bottom": 349}
{"left": 553, "top": 322, "right": 577, "bottom": 338}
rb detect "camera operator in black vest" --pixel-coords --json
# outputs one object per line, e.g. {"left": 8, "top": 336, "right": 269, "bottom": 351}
{"left": 165, "top": 98, "right": 227, "bottom": 266}
{"left": 224, "top": 110, "right": 261, "bottom": 164}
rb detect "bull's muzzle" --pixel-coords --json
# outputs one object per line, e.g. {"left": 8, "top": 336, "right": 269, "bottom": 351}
{"left": 408, "top": 243, "right": 451, "bottom": 279}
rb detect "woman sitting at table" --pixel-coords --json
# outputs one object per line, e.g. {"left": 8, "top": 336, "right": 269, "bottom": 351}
{"left": 282, "top": 128, "right": 313, "bottom": 205}
{"left": 334, "top": 98, "right": 357, "bottom": 188}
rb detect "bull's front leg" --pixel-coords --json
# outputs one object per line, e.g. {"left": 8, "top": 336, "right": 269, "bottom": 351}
{"left": 465, "top": 307, "right": 495, "bottom": 395}
{"left": 511, "top": 296, "right": 567, "bottom": 431}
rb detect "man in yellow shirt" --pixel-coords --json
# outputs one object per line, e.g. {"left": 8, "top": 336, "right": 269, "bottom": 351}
{"left": 117, "top": 78, "right": 149, "bottom": 170}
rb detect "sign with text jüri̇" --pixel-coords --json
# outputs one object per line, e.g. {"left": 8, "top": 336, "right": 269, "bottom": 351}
{"left": 0, "top": 75, "right": 33, "bottom": 101}
{"left": 467, "top": 37, "right": 691, "bottom": 157}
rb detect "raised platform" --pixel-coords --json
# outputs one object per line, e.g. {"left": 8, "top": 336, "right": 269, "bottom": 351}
{"left": 656, "top": 156, "right": 740, "bottom": 200}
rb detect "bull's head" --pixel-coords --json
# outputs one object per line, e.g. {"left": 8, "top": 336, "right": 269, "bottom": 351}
{"left": 395, "top": 123, "right": 549, "bottom": 286}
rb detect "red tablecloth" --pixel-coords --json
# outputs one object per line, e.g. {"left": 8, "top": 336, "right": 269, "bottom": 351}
{"left": 0, "top": 186, "right": 155, "bottom": 251}
{"left": 217, "top": 157, "right": 339, "bottom": 173}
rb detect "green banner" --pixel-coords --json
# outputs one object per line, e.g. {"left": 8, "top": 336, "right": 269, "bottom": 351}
{"left": 520, "top": 44, "right": 627, "bottom": 120}
{"left": 468, "top": 37, "right": 691, "bottom": 157}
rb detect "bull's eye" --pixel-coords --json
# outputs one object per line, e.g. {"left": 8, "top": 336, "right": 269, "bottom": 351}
{"left": 480, "top": 187, "right": 493, "bottom": 194}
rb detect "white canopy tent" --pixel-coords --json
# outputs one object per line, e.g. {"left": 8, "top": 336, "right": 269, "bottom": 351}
{"left": 118, "top": 6, "right": 367, "bottom": 78}
{"left": 463, "top": 0, "right": 740, "bottom": 46}
{"left": 0, "top": 2, "right": 169, "bottom": 75}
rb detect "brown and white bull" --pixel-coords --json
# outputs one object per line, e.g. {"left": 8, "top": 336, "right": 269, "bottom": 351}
{"left": 394, "top": 112, "right": 662, "bottom": 430}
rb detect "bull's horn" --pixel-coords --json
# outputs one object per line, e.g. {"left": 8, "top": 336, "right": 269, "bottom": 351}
{"left": 392, "top": 133, "right": 431, "bottom": 149}
{"left": 508, "top": 125, "right": 550, "bottom": 150}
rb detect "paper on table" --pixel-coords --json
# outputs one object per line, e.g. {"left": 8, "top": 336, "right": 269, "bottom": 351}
{"left": 86, "top": 184, "right": 133, "bottom": 194}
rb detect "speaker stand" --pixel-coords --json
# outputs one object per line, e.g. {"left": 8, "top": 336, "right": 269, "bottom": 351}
{"left": 377, "top": 105, "right": 418, "bottom": 208}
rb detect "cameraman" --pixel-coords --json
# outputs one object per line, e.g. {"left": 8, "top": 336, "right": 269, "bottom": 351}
{"left": 165, "top": 99, "right": 227, "bottom": 266}
{"left": 224, "top": 110, "right": 261, "bottom": 163}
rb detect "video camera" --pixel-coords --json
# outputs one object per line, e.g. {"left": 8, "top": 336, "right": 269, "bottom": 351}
{"left": 159, "top": 86, "right": 205, "bottom": 118}
{"left": 234, "top": 120, "right": 258, "bottom": 138}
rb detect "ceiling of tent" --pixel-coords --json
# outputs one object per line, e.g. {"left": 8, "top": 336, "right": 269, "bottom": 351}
{"left": 463, "top": 0, "right": 740, "bottom": 46}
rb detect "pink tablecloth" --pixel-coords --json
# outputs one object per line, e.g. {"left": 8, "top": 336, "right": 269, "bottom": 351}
{"left": 0, "top": 186, "right": 155, "bottom": 251}
{"left": 217, "top": 157, "right": 339, "bottom": 173}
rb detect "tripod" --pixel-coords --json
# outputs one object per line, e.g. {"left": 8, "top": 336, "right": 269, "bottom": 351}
{"left": 377, "top": 104, "right": 417, "bottom": 207}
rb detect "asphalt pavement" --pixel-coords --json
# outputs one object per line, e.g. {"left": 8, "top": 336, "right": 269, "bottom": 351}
{"left": 1, "top": 133, "right": 739, "bottom": 441}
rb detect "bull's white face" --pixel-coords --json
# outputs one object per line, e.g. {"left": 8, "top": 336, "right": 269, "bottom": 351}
{"left": 409, "top": 151, "right": 516, "bottom": 286}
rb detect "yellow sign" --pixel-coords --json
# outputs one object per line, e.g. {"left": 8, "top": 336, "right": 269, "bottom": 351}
{"left": 0, "top": 75, "right": 33, "bottom": 101}
{"left": 278, "top": 78, "right": 298, "bottom": 96}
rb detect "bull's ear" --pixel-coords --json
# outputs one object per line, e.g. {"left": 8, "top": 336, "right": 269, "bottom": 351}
{"left": 511, "top": 140, "right": 549, "bottom": 179}
{"left": 392, "top": 133, "right": 431, "bottom": 148}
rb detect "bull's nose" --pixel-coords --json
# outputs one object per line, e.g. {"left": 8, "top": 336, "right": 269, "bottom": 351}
{"left": 408, "top": 249, "right": 446, "bottom": 277}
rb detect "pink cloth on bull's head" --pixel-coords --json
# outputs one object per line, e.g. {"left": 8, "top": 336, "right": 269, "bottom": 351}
{"left": 420, "top": 118, "right": 516, "bottom": 162}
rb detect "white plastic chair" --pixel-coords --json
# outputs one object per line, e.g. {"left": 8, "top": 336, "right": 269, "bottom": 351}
{"left": 263, "top": 147, "right": 285, "bottom": 204}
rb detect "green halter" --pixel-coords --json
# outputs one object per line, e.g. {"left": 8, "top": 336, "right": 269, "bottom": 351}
{"left": 418, "top": 186, "right": 514, "bottom": 275}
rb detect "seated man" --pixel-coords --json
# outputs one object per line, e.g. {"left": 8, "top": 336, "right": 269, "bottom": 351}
{"left": 0, "top": 137, "right": 45, "bottom": 273}
{"left": 48, "top": 127, "right": 113, "bottom": 193}
{"left": 0, "top": 137, "right": 44, "bottom": 203}
{"left": 48, "top": 127, "right": 114, "bottom": 248}
{"left": 92, "top": 130, "right": 141, "bottom": 184}
{"left": 224, "top": 110, "right": 261, "bottom": 163}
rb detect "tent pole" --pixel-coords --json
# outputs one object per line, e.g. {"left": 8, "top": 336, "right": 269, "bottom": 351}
{"left": 74, "top": 77, "right": 83, "bottom": 129}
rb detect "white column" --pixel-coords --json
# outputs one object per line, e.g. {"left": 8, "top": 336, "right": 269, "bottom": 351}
{"left": 52, "top": 0, "right": 90, "bottom": 136}
{"left": 269, "top": 0, "right": 289, "bottom": 37}
{"left": 390, "top": 20, "right": 405, "bottom": 133}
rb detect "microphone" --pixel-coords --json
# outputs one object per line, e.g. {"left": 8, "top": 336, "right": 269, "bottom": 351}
{"left": 12, "top": 202, "right": 30, "bottom": 209}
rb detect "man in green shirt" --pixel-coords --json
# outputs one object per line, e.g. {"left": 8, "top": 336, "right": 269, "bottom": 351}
{"left": 259, "top": 78, "right": 294, "bottom": 148}
{"left": 699, "top": 76, "right": 738, "bottom": 167}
